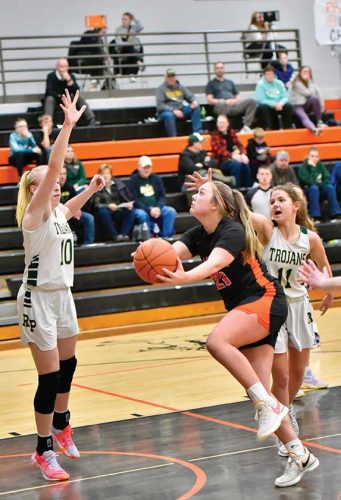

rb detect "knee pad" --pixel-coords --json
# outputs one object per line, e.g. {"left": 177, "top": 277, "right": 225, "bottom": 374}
{"left": 59, "top": 356, "right": 77, "bottom": 393}
{"left": 34, "top": 371, "right": 60, "bottom": 414}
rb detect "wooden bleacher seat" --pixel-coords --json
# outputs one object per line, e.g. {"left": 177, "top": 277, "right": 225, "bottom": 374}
{"left": 1, "top": 127, "right": 341, "bottom": 185}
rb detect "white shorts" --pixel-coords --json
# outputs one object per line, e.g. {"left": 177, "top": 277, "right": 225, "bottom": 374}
{"left": 17, "top": 284, "right": 78, "bottom": 351}
{"left": 275, "top": 295, "right": 317, "bottom": 353}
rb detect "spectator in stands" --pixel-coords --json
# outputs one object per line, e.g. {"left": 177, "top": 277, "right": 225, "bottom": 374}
{"left": 256, "top": 65, "right": 293, "bottom": 130}
{"left": 178, "top": 133, "right": 235, "bottom": 205}
{"left": 156, "top": 68, "right": 202, "bottom": 137}
{"left": 246, "top": 127, "right": 272, "bottom": 180}
{"left": 247, "top": 165, "right": 272, "bottom": 218}
{"left": 289, "top": 66, "right": 325, "bottom": 136}
{"left": 113, "top": 12, "right": 144, "bottom": 80}
{"left": 273, "top": 51, "right": 294, "bottom": 88}
{"left": 34, "top": 114, "right": 58, "bottom": 164}
{"left": 243, "top": 12, "right": 274, "bottom": 68}
{"left": 9, "top": 118, "right": 42, "bottom": 177}
{"left": 270, "top": 150, "right": 299, "bottom": 186}
{"left": 59, "top": 166, "right": 95, "bottom": 245}
{"left": 129, "top": 156, "right": 177, "bottom": 239}
{"left": 64, "top": 145, "right": 88, "bottom": 192}
{"left": 298, "top": 147, "right": 341, "bottom": 220}
{"left": 210, "top": 115, "right": 252, "bottom": 188}
{"left": 205, "top": 62, "right": 256, "bottom": 133}
{"left": 44, "top": 58, "right": 99, "bottom": 126}
{"left": 331, "top": 161, "right": 341, "bottom": 199}
{"left": 94, "top": 164, "right": 135, "bottom": 242}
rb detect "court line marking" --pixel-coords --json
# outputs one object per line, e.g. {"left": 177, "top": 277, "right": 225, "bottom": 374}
{"left": 1, "top": 433, "right": 341, "bottom": 496}
{"left": 72, "top": 382, "right": 341, "bottom": 454}
{"left": 0, "top": 450, "right": 206, "bottom": 499}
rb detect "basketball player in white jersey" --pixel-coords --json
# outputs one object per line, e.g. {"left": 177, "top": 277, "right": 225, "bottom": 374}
{"left": 16, "top": 90, "right": 104, "bottom": 481}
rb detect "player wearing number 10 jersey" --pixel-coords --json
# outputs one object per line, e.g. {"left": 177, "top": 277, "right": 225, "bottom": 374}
{"left": 15, "top": 90, "right": 104, "bottom": 482}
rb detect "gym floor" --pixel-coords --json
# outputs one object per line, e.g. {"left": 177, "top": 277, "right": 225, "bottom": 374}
{"left": 0, "top": 308, "right": 340, "bottom": 499}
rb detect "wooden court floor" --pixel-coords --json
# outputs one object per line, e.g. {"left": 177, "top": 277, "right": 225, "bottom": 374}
{"left": 0, "top": 308, "right": 340, "bottom": 498}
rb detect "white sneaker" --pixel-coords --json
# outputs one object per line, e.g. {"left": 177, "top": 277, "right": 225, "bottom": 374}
{"left": 275, "top": 448, "right": 319, "bottom": 487}
{"left": 301, "top": 368, "right": 329, "bottom": 390}
{"left": 254, "top": 400, "right": 288, "bottom": 441}
{"left": 239, "top": 125, "right": 252, "bottom": 134}
{"left": 276, "top": 404, "right": 299, "bottom": 457}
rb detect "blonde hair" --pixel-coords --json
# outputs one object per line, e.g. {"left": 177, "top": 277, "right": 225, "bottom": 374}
{"left": 98, "top": 163, "right": 112, "bottom": 175}
{"left": 16, "top": 165, "right": 47, "bottom": 227}
{"left": 253, "top": 127, "right": 265, "bottom": 139}
{"left": 272, "top": 183, "right": 316, "bottom": 232}
{"left": 211, "top": 181, "right": 263, "bottom": 262}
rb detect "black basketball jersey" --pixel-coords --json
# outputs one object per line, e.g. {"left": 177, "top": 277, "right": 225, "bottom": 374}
{"left": 180, "top": 218, "right": 281, "bottom": 311}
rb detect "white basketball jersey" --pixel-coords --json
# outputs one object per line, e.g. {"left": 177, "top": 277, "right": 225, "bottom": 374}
{"left": 263, "top": 225, "right": 310, "bottom": 298}
{"left": 22, "top": 205, "right": 74, "bottom": 290}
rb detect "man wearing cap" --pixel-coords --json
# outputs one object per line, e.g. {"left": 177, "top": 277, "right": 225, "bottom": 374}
{"left": 129, "top": 155, "right": 177, "bottom": 239}
{"left": 206, "top": 62, "right": 257, "bottom": 134}
{"left": 178, "top": 133, "right": 235, "bottom": 205}
{"left": 156, "top": 68, "right": 202, "bottom": 137}
{"left": 270, "top": 150, "right": 298, "bottom": 186}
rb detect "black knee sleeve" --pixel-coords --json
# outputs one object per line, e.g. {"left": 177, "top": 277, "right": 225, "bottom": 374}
{"left": 59, "top": 356, "right": 77, "bottom": 393}
{"left": 34, "top": 371, "right": 60, "bottom": 414}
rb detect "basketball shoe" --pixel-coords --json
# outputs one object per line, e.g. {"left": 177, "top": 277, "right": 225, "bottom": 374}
{"left": 52, "top": 425, "right": 80, "bottom": 459}
{"left": 275, "top": 448, "right": 319, "bottom": 487}
{"left": 254, "top": 399, "right": 288, "bottom": 440}
{"left": 301, "top": 367, "right": 329, "bottom": 390}
{"left": 32, "top": 450, "right": 69, "bottom": 481}
{"left": 277, "top": 404, "right": 300, "bottom": 457}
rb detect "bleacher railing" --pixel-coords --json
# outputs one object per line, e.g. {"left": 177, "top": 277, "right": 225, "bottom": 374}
{"left": 0, "top": 29, "right": 301, "bottom": 102}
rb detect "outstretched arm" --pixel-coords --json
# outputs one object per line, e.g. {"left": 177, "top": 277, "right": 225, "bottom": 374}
{"left": 25, "top": 90, "right": 86, "bottom": 228}
{"left": 63, "top": 174, "right": 104, "bottom": 219}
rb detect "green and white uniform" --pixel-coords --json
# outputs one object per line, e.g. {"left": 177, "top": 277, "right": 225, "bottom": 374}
{"left": 17, "top": 205, "right": 78, "bottom": 351}
{"left": 263, "top": 225, "right": 317, "bottom": 352}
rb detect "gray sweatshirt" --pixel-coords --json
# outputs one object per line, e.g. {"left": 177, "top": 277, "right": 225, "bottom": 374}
{"left": 289, "top": 80, "right": 322, "bottom": 106}
{"left": 156, "top": 81, "right": 195, "bottom": 113}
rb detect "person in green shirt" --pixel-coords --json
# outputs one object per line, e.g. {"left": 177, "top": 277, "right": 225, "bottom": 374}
{"left": 298, "top": 147, "right": 341, "bottom": 220}
{"left": 64, "top": 144, "right": 88, "bottom": 191}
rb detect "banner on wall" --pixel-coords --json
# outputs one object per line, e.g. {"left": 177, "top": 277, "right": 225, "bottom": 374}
{"left": 314, "top": 0, "right": 341, "bottom": 45}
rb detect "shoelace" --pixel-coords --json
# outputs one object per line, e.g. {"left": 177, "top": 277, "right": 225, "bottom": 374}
{"left": 61, "top": 427, "right": 74, "bottom": 447}
{"left": 256, "top": 402, "right": 272, "bottom": 424}
{"left": 45, "top": 452, "right": 62, "bottom": 471}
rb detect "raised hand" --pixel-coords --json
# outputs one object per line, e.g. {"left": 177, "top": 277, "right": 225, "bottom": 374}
{"left": 88, "top": 174, "right": 105, "bottom": 193}
{"left": 60, "top": 89, "right": 86, "bottom": 127}
{"left": 185, "top": 168, "right": 213, "bottom": 192}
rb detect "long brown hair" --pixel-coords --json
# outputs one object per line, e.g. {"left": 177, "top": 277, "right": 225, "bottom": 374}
{"left": 250, "top": 11, "right": 267, "bottom": 29}
{"left": 271, "top": 183, "right": 316, "bottom": 232}
{"left": 292, "top": 65, "right": 313, "bottom": 89}
{"left": 211, "top": 181, "right": 263, "bottom": 262}
{"left": 16, "top": 165, "right": 47, "bottom": 227}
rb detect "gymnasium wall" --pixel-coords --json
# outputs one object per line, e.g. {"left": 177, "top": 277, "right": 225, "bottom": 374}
{"left": 1, "top": 0, "right": 340, "bottom": 97}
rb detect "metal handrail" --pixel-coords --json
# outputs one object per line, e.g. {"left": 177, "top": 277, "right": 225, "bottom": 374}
{"left": 0, "top": 28, "right": 302, "bottom": 102}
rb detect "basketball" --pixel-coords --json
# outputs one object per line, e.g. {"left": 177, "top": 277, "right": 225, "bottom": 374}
{"left": 133, "top": 238, "right": 177, "bottom": 284}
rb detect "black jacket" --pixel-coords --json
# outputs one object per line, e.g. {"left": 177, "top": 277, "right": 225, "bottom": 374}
{"left": 45, "top": 71, "right": 79, "bottom": 100}
{"left": 178, "top": 148, "right": 213, "bottom": 187}
{"left": 93, "top": 178, "right": 133, "bottom": 210}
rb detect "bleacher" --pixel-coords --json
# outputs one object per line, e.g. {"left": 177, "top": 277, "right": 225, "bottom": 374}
{"left": 1, "top": 118, "right": 341, "bottom": 343}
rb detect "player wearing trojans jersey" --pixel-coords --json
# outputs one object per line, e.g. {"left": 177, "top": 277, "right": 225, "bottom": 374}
{"left": 16, "top": 90, "right": 104, "bottom": 481}
{"left": 157, "top": 176, "right": 319, "bottom": 487}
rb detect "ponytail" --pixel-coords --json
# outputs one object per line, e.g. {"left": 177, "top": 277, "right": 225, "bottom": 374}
{"left": 16, "top": 171, "right": 32, "bottom": 227}
{"left": 211, "top": 182, "right": 263, "bottom": 263}
{"left": 16, "top": 165, "right": 47, "bottom": 227}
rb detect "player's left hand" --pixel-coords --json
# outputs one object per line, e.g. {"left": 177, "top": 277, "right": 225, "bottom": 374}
{"left": 89, "top": 174, "right": 105, "bottom": 193}
{"left": 157, "top": 257, "right": 188, "bottom": 284}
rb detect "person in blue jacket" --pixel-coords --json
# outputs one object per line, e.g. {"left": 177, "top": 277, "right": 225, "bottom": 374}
{"left": 9, "top": 118, "right": 42, "bottom": 177}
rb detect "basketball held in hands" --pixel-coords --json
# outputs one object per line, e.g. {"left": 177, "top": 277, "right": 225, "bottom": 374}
{"left": 133, "top": 238, "right": 177, "bottom": 283}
